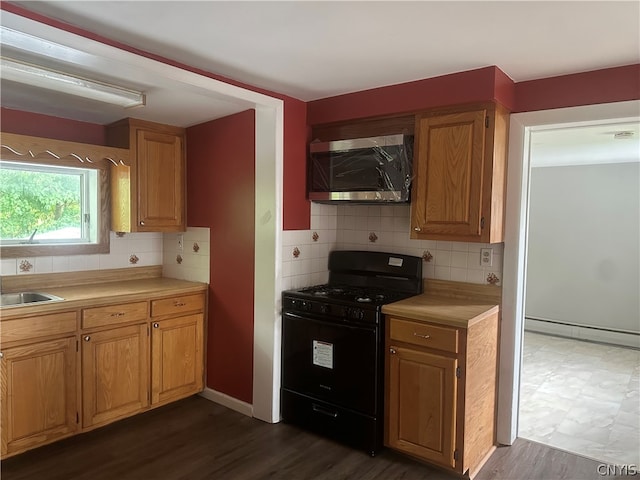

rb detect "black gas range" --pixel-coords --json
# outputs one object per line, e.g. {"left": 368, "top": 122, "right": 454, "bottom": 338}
{"left": 280, "top": 250, "right": 423, "bottom": 456}
{"left": 284, "top": 285, "right": 415, "bottom": 324}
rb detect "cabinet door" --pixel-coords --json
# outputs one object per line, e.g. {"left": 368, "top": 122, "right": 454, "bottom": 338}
{"left": 411, "top": 109, "right": 487, "bottom": 239}
{"left": 136, "top": 129, "right": 185, "bottom": 231}
{"left": 387, "top": 346, "right": 458, "bottom": 469}
{"left": 1, "top": 337, "right": 78, "bottom": 457}
{"left": 81, "top": 324, "right": 148, "bottom": 428}
{"left": 151, "top": 313, "right": 204, "bottom": 405}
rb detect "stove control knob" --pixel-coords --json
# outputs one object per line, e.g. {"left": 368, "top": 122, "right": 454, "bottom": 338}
{"left": 320, "top": 304, "right": 331, "bottom": 315}
{"left": 301, "top": 301, "right": 311, "bottom": 312}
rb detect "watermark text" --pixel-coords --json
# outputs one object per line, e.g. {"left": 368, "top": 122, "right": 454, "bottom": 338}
{"left": 598, "top": 464, "right": 638, "bottom": 476}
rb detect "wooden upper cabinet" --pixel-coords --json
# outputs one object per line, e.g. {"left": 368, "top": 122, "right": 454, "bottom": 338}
{"left": 411, "top": 102, "right": 509, "bottom": 243}
{"left": 106, "top": 118, "right": 186, "bottom": 233}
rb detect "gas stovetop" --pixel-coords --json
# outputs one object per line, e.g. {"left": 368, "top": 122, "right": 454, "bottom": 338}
{"left": 294, "top": 284, "right": 415, "bottom": 306}
{"left": 282, "top": 250, "right": 423, "bottom": 324}
{"left": 282, "top": 284, "right": 418, "bottom": 325}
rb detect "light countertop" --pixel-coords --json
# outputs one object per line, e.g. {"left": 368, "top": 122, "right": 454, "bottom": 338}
{"left": 0, "top": 277, "right": 207, "bottom": 321}
{"left": 382, "top": 293, "right": 499, "bottom": 328}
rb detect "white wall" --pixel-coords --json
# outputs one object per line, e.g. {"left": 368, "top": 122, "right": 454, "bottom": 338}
{"left": 525, "top": 162, "right": 640, "bottom": 334}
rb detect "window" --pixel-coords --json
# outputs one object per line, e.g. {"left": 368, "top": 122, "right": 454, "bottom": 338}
{"left": 1, "top": 161, "right": 98, "bottom": 245}
{"left": 0, "top": 132, "right": 120, "bottom": 258}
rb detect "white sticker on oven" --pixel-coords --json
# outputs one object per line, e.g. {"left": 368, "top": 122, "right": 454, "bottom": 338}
{"left": 313, "top": 340, "right": 334, "bottom": 369}
{"left": 388, "top": 256, "right": 404, "bottom": 267}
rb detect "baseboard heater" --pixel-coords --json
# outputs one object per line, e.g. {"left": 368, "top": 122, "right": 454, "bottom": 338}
{"left": 524, "top": 316, "right": 640, "bottom": 349}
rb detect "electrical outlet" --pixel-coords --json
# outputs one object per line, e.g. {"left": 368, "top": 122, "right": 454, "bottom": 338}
{"left": 177, "top": 234, "right": 184, "bottom": 252}
{"left": 480, "top": 248, "right": 493, "bottom": 267}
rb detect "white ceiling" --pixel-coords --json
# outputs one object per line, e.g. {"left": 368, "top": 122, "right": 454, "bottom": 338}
{"left": 8, "top": 1, "right": 640, "bottom": 102}
{"left": 530, "top": 121, "right": 640, "bottom": 167}
{"left": 1, "top": 1, "right": 639, "bottom": 166}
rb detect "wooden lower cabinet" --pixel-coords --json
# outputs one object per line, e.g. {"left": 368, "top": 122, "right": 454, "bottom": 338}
{"left": 386, "top": 313, "right": 499, "bottom": 478}
{"left": 0, "top": 336, "right": 78, "bottom": 457}
{"left": 81, "top": 324, "right": 149, "bottom": 428}
{"left": 151, "top": 313, "right": 204, "bottom": 405}
{"left": 387, "top": 346, "right": 458, "bottom": 468}
{"left": 0, "top": 290, "right": 206, "bottom": 458}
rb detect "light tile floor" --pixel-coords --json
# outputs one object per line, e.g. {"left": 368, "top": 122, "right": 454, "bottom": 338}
{"left": 519, "top": 331, "right": 640, "bottom": 466}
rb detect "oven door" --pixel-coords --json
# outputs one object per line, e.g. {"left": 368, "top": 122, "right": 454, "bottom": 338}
{"left": 281, "top": 312, "right": 379, "bottom": 416}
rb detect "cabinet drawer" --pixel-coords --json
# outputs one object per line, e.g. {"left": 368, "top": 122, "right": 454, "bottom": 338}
{"left": 389, "top": 317, "right": 459, "bottom": 353}
{"left": 151, "top": 293, "right": 205, "bottom": 317}
{"left": 82, "top": 302, "right": 148, "bottom": 329}
{"left": 1, "top": 311, "right": 77, "bottom": 345}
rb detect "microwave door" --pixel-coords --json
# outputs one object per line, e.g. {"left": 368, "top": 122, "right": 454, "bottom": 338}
{"left": 307, "top": 134, "right": 412, "bottom": 202}
{"left": 332, "top": 152, "right": 383, "bottom": 191}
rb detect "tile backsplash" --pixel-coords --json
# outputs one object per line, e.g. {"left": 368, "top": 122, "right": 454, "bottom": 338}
{"left": 1, "top": 231, "right": 163, "bottom": 275}
{"left": 280, "top": 203, "right": 504, "bottom": 291}
{"left": 0, "top": 228, "right": 210, "bottom": 285}
{"left": 281, "top": 204, "right": 337, "bottom": 290}
{"left": 162, "top": 227, "right": 210, "bottom": 283}
{"left": 1, "top": 205, "right": 501, "bottom": 289}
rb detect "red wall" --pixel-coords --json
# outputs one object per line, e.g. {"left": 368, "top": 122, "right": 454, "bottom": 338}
{"left": 514, "top": 64, "right": 640, "bottom": 113}
{"left": 283, "top": 99, "right": 310, "bottom": 230}
{"left": 187, "top": 110, "right": 256, "bottom": 404}
{"left": 1, "top": 107, "right": 106, "bottom": 144}
{"left": 307, "top": 64, "right": 640, "bottom": 124}
{"left": 307, "top": 66, "right": 509, "bottom": 125}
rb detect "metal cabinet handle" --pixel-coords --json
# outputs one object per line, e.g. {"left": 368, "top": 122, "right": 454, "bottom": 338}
{"left": 139, "top": 221, "right": 145, "bottom": 226}
{"left": 110, "top": 312, "right": 125, "bottom": 317}
{"left": 153, "top": 323, "right": 159, "bottom": 328}
{"left": 0, "top": 352, "right": 4, "bottom": 359}
{"left": 413, "top": 332, "right": 431, "bottom": 339}
{"left": 174, "top": 302, "right": 186, "bottom": 307}
{"left": 414, "top": 226, "right": 422, "bottom": 232}
{"left": 389, "top": 348, "right": 397, "bottom": 354}
{"left": 84, "top": 335, "right": 91, "bottom": 342}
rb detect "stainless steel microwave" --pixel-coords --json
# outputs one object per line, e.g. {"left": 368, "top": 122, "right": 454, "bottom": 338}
{"left": 307, "top": 134, "right": 413, "bottom": 203}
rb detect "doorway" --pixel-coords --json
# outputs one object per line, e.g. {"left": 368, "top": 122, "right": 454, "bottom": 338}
{"left": 516, "top": 123, "right": 640, "bottom": 464}
{"left": 497, "top": 100, "right": 640, "bottom": 451}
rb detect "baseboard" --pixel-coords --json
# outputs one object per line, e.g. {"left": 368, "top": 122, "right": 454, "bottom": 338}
{"left": 524, "top": 317, "right": 640, "bottom": 349}
{"left": 199, "top": 388, "right": 254, "bottom": 417}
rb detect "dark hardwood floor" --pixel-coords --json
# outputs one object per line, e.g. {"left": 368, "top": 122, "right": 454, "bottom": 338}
{"left": 0, "top": 396, "right": 614, "bottom": 480}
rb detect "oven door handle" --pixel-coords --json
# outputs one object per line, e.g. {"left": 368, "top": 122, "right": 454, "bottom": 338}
{"left": 312, "top": 404, "right": 338, "bottom": 418}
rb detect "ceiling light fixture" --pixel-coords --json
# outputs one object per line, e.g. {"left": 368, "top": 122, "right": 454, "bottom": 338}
{"left": 613, "top": 131, "right": 635, "bottom": 140}
{"left": 0, "top": 56, "right": 146, "bottom": 108}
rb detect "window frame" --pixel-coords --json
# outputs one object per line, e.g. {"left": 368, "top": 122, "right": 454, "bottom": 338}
{"left": 0, "top": 132, "right": 129, "bottom": 259}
